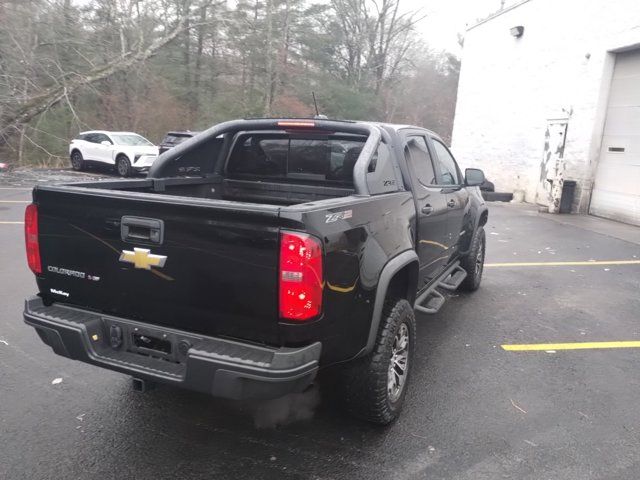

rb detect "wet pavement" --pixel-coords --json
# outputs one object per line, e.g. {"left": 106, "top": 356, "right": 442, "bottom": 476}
{"left": 1, "top": 177, "right": 640, "bottom": 479}
{"left": 0, "top": 167, "right": 113, "bottom": 188}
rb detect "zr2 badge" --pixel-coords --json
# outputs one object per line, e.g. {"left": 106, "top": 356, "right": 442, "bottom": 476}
{"left": 325, "top": 210, "right": 353, "bottom": 223}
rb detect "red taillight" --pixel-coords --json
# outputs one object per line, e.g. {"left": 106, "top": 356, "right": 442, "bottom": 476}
{"left": 279, "top": 231, "right": 323, "bottom": 321}
{"left": 25, "top": 203, "right": 41, "bottom": 274}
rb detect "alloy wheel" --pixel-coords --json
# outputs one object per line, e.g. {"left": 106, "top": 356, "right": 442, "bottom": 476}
{"left": 388, "top": 322, "right": 410, "bottom": 403}
{"left": 475, "top": 236, "right": 485, "bottom": 276}
{"left": 117, "top": 158, "right": 128, "bottom": 176}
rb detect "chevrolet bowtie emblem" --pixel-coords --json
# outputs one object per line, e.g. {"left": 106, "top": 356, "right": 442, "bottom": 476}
{"left": 119, "top": 248, "right": 167, "bottom": 270}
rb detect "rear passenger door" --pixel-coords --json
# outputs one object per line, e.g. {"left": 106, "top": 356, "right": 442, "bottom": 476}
{"left": 430, "top": 138, "right": 469, "bottom": 255}
{"left": 92, "top": 133, "right": 114, "bottom": 164}
{"left": 82, "top": 133, "right": 100, "bottom": 160}
{"left": 404, "top": 134, "right": 450, "bottom": 287}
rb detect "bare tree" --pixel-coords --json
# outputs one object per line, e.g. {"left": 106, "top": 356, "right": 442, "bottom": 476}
{"left": 0, "top": 0, "right": 220, "bottom": 138}
{"left": 329, "top": 0, "right": 423, "bottom": 92}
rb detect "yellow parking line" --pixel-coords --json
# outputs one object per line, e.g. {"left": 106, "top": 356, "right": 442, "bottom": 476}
{"left": 485, "top": 260, "right": 640, "bottom": 267}
{"left": 0, "top": 221, "right": 23, "bottom": 224}
{"left": 503, "top": 341, "right": 640, "bottom": 351}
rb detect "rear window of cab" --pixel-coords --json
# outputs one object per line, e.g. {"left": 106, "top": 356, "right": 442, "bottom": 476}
{"left": 227, "top": 134, "right": 366, "bottom": 184}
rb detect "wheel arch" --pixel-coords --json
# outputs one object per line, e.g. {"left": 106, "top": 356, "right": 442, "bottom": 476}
{"left": 70, "top": 148, "right": 82, "bottom": 157}
{"left": 361, "top": 250, "right": 419, "bottom": 356}
{"left": 458, "top": 205, "right": 488, "bottom": 257}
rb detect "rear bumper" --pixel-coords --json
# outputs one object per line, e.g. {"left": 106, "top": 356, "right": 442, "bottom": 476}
{"left": 23, "top": 296, "right": 320, "bottom": 400}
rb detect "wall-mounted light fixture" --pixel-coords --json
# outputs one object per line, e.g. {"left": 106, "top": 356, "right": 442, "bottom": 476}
{"left": 510, "top": 26, "right": 524, "bottom": 38}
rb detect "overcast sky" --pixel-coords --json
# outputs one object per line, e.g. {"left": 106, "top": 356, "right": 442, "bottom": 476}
{"left": 402, "top": 0, "right": 507, "bottom": 53}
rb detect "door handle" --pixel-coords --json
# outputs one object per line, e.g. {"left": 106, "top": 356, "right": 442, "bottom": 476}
{"left": 447, "top": 199, "right": 456, "bottom": 208}
{"left": 421, "top": 204, "right": 434, "bottom": 215}
{"left": 121, "top": 216, "right": 165, "bottom": 244}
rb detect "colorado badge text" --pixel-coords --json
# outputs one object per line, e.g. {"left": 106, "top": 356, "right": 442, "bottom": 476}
{"left": 119, "top": 248, "right": 167, "bottom": 270}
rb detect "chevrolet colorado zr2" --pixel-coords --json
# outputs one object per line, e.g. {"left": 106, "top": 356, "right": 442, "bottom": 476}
{"left": 23, "top": 118, "right": 488, "bottom": 424}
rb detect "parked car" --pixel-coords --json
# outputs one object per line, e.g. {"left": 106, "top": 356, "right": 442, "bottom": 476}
{"left": 69, "top": 131, "right": 159, "bottom": 177}
{"left": 159, "top": 131, "right": 200, "bottom": 155}
{"left": 23, "top": 118, "right": 488, "bottom": 424}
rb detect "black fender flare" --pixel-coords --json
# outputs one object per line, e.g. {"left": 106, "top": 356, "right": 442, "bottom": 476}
{"left": 460, "top": 205, "right": 488, "bottom": 256}
{"left": 362, "top": 250, "right": 419, "bottom": 356}
{"left": 474, "top": 206, "right": 489, "bottom": 234}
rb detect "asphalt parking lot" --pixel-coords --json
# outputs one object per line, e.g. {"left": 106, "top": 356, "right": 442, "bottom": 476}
{"left": 1, "top": 172, "right": 640, "bottom": 480}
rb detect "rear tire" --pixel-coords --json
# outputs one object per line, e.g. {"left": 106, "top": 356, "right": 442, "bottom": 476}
{"left": 70, "top": 150, "right": 84, "bottom": 171}
{"left": 459, "top": 226, "right": 485, "bottom": 292}
{"left": 338, "top": 298, "right": 416, "bottom": 425}
{"left": 116, "top": 155, "right": 132, "bottom": 177}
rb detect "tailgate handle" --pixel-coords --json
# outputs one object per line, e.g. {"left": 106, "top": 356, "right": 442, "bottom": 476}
{"left": 121, "top": 216, "right": 164, "bottom": 245}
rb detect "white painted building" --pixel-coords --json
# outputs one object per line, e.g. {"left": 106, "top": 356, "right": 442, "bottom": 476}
{"left": 451, "top": 0, "right": 640, "bottom": 225}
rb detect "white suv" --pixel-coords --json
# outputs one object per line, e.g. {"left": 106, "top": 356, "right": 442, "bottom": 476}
{"left": 69, "top": 131, "right": 159, "bottom": 177}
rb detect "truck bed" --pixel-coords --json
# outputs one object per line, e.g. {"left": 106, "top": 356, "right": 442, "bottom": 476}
{"left": 69, "top": 176, "right": 356, "bottom": 207}
{"left": 31, "top": 174, "right": 364, "bottom": 350}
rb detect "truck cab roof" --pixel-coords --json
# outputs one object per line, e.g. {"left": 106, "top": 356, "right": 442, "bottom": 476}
{"left": 243, "top": 118, "right": 441, "bottom": 138}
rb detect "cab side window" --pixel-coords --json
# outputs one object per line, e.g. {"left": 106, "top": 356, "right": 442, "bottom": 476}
{"left": 405, "top": 136, "right": 436, "bottom": 186}
{"left": 95, "top": 134, "right": 112, "bottom": 145}
{"left": 432, "top": 139, "right": 460, "bottom": 186}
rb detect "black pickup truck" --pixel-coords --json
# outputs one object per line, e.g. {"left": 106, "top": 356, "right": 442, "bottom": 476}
{"left": 23, "top": 118, "right": 487, "bottom": 424}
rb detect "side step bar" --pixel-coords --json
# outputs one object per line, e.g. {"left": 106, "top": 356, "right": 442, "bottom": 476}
{"left": 414, "top": 263, "right": 467, "bottom": 315}
{"left": 415, "top": 289, "right": 446, "bottom": 315}
{"left": 439, "top": 265, "right": 467, "bottom": 291}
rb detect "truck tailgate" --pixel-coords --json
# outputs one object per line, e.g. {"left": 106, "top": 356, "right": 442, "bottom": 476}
{"left": 34, "top": 187, "right": 282, "bottom": 345}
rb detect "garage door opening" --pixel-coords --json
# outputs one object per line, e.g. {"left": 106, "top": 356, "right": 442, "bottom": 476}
{"left": 590, "top": 48, "right": 640, "bottom": 226}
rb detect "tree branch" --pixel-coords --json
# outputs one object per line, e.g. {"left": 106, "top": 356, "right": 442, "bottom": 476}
{"left": 0, "top": 6, "right": 208, "bottom": 136}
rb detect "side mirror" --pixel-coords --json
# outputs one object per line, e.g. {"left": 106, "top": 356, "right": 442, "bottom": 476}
{"left": 101, "top": 140, "right": 112, "bottom": 146}
{"left": 465, "top": 168, "right": 485, "bottom": 187}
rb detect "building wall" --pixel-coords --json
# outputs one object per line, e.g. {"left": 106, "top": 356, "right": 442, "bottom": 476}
{"left": 451, "top": 0, "right": 640, "bottom": 212}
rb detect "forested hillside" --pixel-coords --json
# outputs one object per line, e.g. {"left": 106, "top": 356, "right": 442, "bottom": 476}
{"left": 0, "top": 0, "right": 460, "bottom": 165}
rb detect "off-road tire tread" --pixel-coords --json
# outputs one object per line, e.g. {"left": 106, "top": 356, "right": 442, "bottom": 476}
{"left": 340, "top": 298, "right": 415, "bottom": 425}
{"left": 459, "top": 226, "right": 485, "bottom": 291}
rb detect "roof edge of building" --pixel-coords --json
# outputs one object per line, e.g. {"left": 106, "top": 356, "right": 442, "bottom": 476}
{"left": 466, "top": 0, "right": 533, "bottom": 32}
